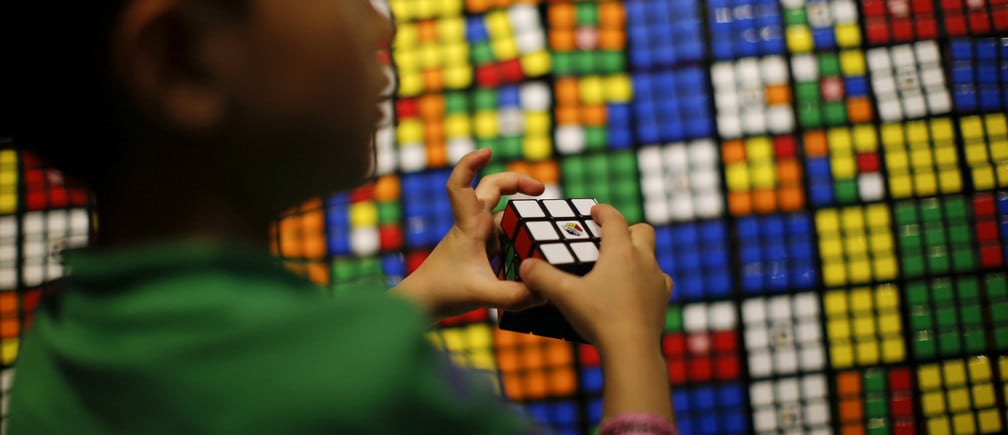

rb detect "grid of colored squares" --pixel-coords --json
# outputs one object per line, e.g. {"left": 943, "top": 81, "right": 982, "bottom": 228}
{"left": 473, "top": 82, "right": 553, "bottom": 162}
{"left": 401, "top": 170, "right": 453, "bottom": 248}
{"left": 917, "top": 357, "right": 1005, "bottom": 434}
{"left": 712, "top": 56, "right": 795, "bottom": 138}
{"left": 940, "top": 0, "right": 1008, "bottom": 35}
{"left": 835, "top": 367, "right": 916, "bottom": 435}
{"left": 395, "top": 92, "right": 475, "bottom": 172}
{"left": 707, "top": 0, "right": 785, "bottom": 60}
{"left": 560, "top": 151, "right": 642, "bottom": 224}
{"left": 17, "top": 152, "right": 90, "bottom": 212}
{"left": 781, "top": 0, "right": 861, "bottom": 52}
{"left": 0, "top": 216, "right": 14, "bottom": 290}
{"left": 17, "top": 210, "right": 90, "bottom": 288}
{"left": 393, "top": 17, "right": 473, "bottom": 97}
{"left": 816, "top": 204, "right": 899, "bottom": 287}
{"left": 791, "top": 50, "right": 874, "bottom": 128}
{"left": 867, "top": 41, "right": 951, "bottom": 121}
{"left": 326, "top": 178, "right": 403, "bottom": 257}
{"left": 553, "top": 75, "right": 634, "bottom": 153}
{"left": 804, "top": 125, "right": 886, "bottom": 206}
{"left": 631, "top": 68, "right": 713, "bottom": 144}
{"left": 671, "top": 384, "right": 749, "bottom": 435}
{"left": 894, "top": 196, "right": 977, "bottom": 277}
{"left": 861, "top": 0, "right": 939, "bottom": 45}
{"left": 950, "top": 38, "right": 1008, "bottom": 112}
{"left": 665, "top": 302, "right": 742, "bottom": 384}
{"left": 960, "top": 114, "right": 1008, "bottom": 191}
{"left": 823, "top": 284, "right": 905, "bottom": 370}
{"left": 467, "top": 5, "right": 551, "bottom": 87}
{"left": 625, "top": 0, "right": 705, "bottom": 69}
{"left": 427, "top": 321, "right": 498, "bottom": 373}
{"left": 736, "top": 214, "right": 818, "bottom": 292}
{"left": 742, "top": 293, "right": 827, "bottom": 378}
{"left": 973, "top": 193, "right": 1008, "bottom": 268}
{"left": 655, "top": 222, "right": 733, "bottom": 301}
{"left": 880, "top": 117, "right": 962, "bottom": 198}
{"left": 722, "top": 136, "right": 805, "bottom": 215}
{"left": 494, "top": 329, "right": 578, "bottom": 401}
{"left": 0, "top": 150, "right": 16, "bottom": 215}
{"left": 749, "top": 374, "right": 832, "bottom": 433}
{"left": 907, "top": 276, "right": 985, "bottom": 359}
{"left": 637, "top": 141, "right": 724, "bottom": 223}
{"left": 547, "top": 1, "right": 627, "bottom": 76}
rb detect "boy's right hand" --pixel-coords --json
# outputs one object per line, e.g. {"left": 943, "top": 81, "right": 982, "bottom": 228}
{"left": 518, "top": 204, "right": 673, "bottom": 353}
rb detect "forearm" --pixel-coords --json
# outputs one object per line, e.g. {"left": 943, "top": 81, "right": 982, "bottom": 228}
{"left": 599, "top": 339, "right": 675, "bottom": 422}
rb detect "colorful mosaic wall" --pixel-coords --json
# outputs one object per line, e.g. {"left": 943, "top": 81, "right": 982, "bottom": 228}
{"left": 2, "top": 0, "right": 1008, "bottom": 434}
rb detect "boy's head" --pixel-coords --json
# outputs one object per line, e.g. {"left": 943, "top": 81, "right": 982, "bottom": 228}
{"left": 5, "top": 0, "right": 392, "bottom": 212}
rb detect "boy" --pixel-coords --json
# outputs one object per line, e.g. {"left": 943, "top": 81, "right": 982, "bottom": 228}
{"left": 2, "top": 1, "right": 675, "bottom": 434}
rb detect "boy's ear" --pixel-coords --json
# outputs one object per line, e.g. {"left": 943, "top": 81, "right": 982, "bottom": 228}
{"left": 114, "top": 0, "right": 227, "bottom": 133}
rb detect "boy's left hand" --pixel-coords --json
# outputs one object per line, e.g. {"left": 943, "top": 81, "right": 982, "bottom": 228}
{"left": 392, "top": 148, "right": 547, "bottom": 320}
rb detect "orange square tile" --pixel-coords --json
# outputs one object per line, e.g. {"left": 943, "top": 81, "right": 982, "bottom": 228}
{"left": 0, "top": 319, "right": 19, "bottom": 339}
{"left": 497, "top": 350, "right": 520, "bottom": 372}
{"left": 302, "top": 210, "right": 325, "bottom": 232}
{"left": 555, "top": 106, "right": 580, "bottom": 125}
{"left": 549, "top": 30, "right": 576, "bottom": 51}
{"left": 842, "top": 425, "right": 866, "bottom": 435}
{"left": 549, "top": 4, "right": 576, "bottom": 28}
{"left": 418, "top": 20, "right": 439, "bottom": 43}
{"left": 525, "top": 370, "right": 549, "bottom": 398}
{"left": 502, "top": 373, "right": 524, "bottom": 399}
{"left": 847, "top": 98, "right": 874, "bottom": 123}
{"left": 304, "top": 236, "right": 327, "bottom": 260}
{"left": 752, "top": 188, "right": 777, "bottom": 213}
{"left": 424, "top": 121, "right": 445, "bottom": 145}
{"left": 426, "top": 142, "right": 448, "bottom": 167}
{"left": 839, "top": 397, "right": 864, "bottom": 422}
{"left": 419, "top": 94, "right": 445, "bottom": 119}
{"left": 507, "top": 160, "right": 533, "bottom": 176}
{"left": 545, "top": 343, "right": 574, "bottom": 365}
{"left": 598, "top": 29, "right": 626, "bottom": 50}
{"left": 555, "top": 79, "right": 580, "bottom": 105}
{"left": 722, "top": 140, "right": 747, "bottom": 163}
{"left": 423, "top": 69, "right": 444, "bottom": 92}
{"left": 581, "top": 104, "right": 608, "bottom": 126}
{"left": 0, "top": 294, "right": 16, "bottom": 314}
{"left": 599, "top": 2, "right": 626, "bottom": 27}
{"left": 837, "top": 371, "right": 863, "bottom": 396}
{"left": 531, "top": 161, "right": 560, "bottom": 184}
{"left": 777, "top": 159, "right": 803, "bottom": 184}
{"left": 804, "top": 130, "right": 829, "bottom": 157}
{"left": 550, "top": 367, "right": 578, "bottom": 395}
{"left": 306, "top": 262, "right": 330, "bottom": 286}
{"left": 728, "top": 191, "right": 753, "bottom": 216}
{"left": 779, "top": 185, "right": 805, "bottom": 211}
{"left": 373, "top": 176, "right": 400, "bottom": 201}
{"left": 765, "top": 84, "right": 792, "bottom": 105}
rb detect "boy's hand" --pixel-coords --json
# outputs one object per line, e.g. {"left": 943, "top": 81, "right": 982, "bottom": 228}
{"left": 392, "top": 149, "right": 547, "bottom": 320}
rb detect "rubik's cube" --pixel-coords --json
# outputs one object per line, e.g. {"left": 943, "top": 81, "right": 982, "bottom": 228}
{"left": 835, "top": 368, "right": 916, "bottom": 434}
{"left": 467, "top": 4, "right": 551, "bottom": 87}
{"left": 632, "top": 68, "right": 714, "bottom": 144}
{"left": 880, "top": 117, "right": 962, "bottom": 198}
{"left": 791, "top": 50, "right": 874, "bottom": 128}
{"left": 472, "top": 82, "right": 553, "bottom": 163}
{"left": 497, "top": 198, "right": 601, "bottom": 343}
{"left": 950, "top": 38, "right": 1008, "bottom": 112}
{"left": 861, "top": 0, "right": 939, "bottom": 45}
{"left": 867, "top": 41, "right": 951, "bottom": 121}
{"left": 940, "top": 0, "right": 1008, "bottom": 35}
{"left": 561, "top": 151, "right": 643, "bottom": 224}
{"left": 960, "top": 114, "right": 1008, "bottom": 190}
{"left": 712, "top": 56, "right": 795, "bottom": 138}
{"left": 823, "top": 284, "right": 905, "bottom": 369}
{"left": 803, "top": 125, "right": 886, "bottom": 207}
{"left": 547, "top": 1, "right": 627, "bottom": 76}
{"left": 917, "top": 358, "right": 1005, "bottom": 434}
{"left": 781, "top": 0, "right": 861, "bottom": 52}
{"left": 554, "top": 75, "right": 634, "bottom": 154}
{"left": 707, "top": 0, "right": 785, "bottom": 60}
{"left": 626, "top": 0, "right": 705, "bottom": 69}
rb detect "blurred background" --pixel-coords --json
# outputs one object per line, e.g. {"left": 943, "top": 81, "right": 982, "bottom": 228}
{"left": 2, "top": 0, "right": 1008, "bottom": 433}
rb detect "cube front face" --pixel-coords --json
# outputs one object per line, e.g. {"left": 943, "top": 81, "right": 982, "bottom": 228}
{"left": 498, "top": 198, "right": 600, "bottom": 342}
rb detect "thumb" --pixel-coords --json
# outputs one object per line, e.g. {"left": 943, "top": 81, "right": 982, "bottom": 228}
{"left": 482, "top": 280, "right": 547, "bottom": 311}
{"left": 519, "top": 258, "right": 577, "bottom": 306}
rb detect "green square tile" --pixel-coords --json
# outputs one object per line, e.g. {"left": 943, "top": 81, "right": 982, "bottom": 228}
{"left": 864, "top": 370, "right": 886, "bottom": 393}
{"left": 497, "top": 136, "right": 523, "bottom": 159}
{"left": 952, "top": 247, "right": 976, "bottom": 272}
{"left": 902, "top": 254, "right": 925, "bottom": 277}
{"left": 481, "top": 162, "right": 507, "bottom": 179}
{"left": 915, "top": 333, "right": 936, "bottom": 357}
{"left": 935, "top": 306, "right": 958, "bottom": 328}
{"left": 471, "top": 42, "right": 495, "bottom": 66}
{"left": 867, "top": 424, "right": 890, "bottom": 435}
{"left": 959, "top": 305, "right": 983, "bottom": 324}
{"left": 574, "top": 51, "right": 597, "bottom": 75}
{"left": 957, "top": 277, "right": 980, "bottom": 300}
{"left": 834, "top": 178, "right": 859, "bottom": 203}
{"left": 566, "top": 183, "right": 589, "bottom": 198}
{"left": 932, "top": 280, "right": 954, "bottom": 302}
{"left": 552, "top": 51, "right": 574, "bottom": 76}
{"left": 921, "top": 198, "right": 943, "bottom": 222}
{"left": 943, "top": 197, "right": 967, "bottom": 220}
{"left": 907, "top": 282, "right": 930, "bottom": 304}
{"left": 899, "top": 227, "right": 922, "bottom": 249}
{"left": 923, "top": 223, "right": 947, "bottom": 246}
{"left": 865, "top": 396, "right": 888, "bottom": 418}
{"left": 585, "top": 127, "right": 608, "bottom": 150}
{"left": 784, "top": 8, "right": 808, "bottom": 25}
{"left": 938, "top": 331, "right": 963, "bottom": 355}
{"left": 994, "top": 327, "right": 1008, "bottom": 349}
{"left": 927, "top": 246, "right": 950, "bottom": 274}
{"left": 985, "top": 274, "right": 1007, "bottom": 297}
{"left": 962, "top": 328, "right": 987, "bottom": 353}
{"left": 576, "top": 2, "right": 599, "bottom": 25}
{"left": 894, "top": 202, "right": 918, "bottom": 224}
{"left": 445, "top": 92, "right": 469, "bottom": 113}
{"left": 586, "top": 155, "right": 607, "bottom": 174}
{"left": 948, "top": 223, "right": 972, "bottom": 244}
{"left": 818, "top": 53, "right": 841, "bottom": 76}
{"left": 473, "top": 88, "right": 498, "bottom": 110}
{"left": 665, "top": 306, "right": 683, "bottom": 332}
{"left": 377, "top": 202, "right": 401, "bottom": 224}
{"left": 824, "top": 101, "right": 847, "bottom": 125}
{"left": 561, "top": 157, "right": 585, "bottom": 179}
{"left": 990, "top": 301, "right": 1008, "bottom": 323}
{"left": 910, "top": 307, "right": 933, "bottom": 330}
{"left": 799, "top": 106, "right": 823, "bottom": 128}
{"left": 599, "top": 51, "right": 625, "bottom": 73}
{"left": 797, "top": 82, "right": 821, "bottom": 101}
{"left": 612, "top": 151, "right": 638, "bottom": 174}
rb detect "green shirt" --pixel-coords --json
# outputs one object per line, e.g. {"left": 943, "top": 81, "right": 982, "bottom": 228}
{"left": 8, "top": 240, "right": 536, "bottom": 434}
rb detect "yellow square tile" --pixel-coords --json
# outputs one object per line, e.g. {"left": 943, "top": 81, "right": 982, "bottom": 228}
{"left": 935, "top": 145, "right": 960, "bottom": 166}
{"left": 0, "top": 194, "right": 16, "bottom": 214}
{"left": 944, "top": 361, "right": 968, "bottom": 387}
{"left": 445, "top": 114, "right": 472, "bottom": 138}
{"left": 875, "top": 284, "right": 899, "bottom": 309}
{"left": 0, "top": 170, "right": 16, "bottom": 186}
{"left": 928, "top": 416, "right": 952, "bottom": 435}
{"left": 919, "top": 364, "right": 943, "bottom": 390}
{"left": 439, "top": 16, "right": 466, "bottom": 40}
{"left": 995, "top": 162, "right": 1008, "bottom": 188}
{"left": 0, "top": 150, "right": 16, "bottom": 165}
{"left": 873, "top": 255, "right": 899, "bottom": 281}
{"left": 831, "top": 343, "right": 854, "bottom": 368}
{"left": 474, "top": 112, "right": 500, "bottom": 138}
{"left": 786, "top": 26, "right": 814, "bottom": 52}
{"left": 964, "top": 143, "right": 990, "bottom": 165}
{"left": 824, "top": 291, "right": 848, "bottom": 315}
{"left": 844, "top": 234, "right": 869, "bottom": 256}
{"left": 968, "top": 357, "right": 991, "bottom": 382}
{"left": 960, "top": 116, "right": 984, "bottom": 140}
{"left": 819, "top": 236, "right": 844, "bottom": 258}
{"left": 939, "top": 168, "right": 963, "bottom": 193}
{"left": 886, "top": 149, "right": 910, "bottom": 171}
{"left": 889, "top": 174, "right": 914, "bottom": 198}
{"left": 520, "top": 51, "right": 551, "bottom": 77}
{"left": 848, "top": 258, "right": 872, "bottom": 284}
{"left": 823, "top": 261, "right": 847, "bottom": 287}
{"left": 911, "top": 147, "right": 935, "bottom": 168}
{"left": 751, "top": 162, "right": 777, "bottom": 188}
{"left": 816, "top": 210, "right": 841, "bottom": 233}
{"left": 852, "top": 125, "right": 878, "bottom": 152}
{"left": 419, "top": 44, "right": 443, "bottom": 68}
{"left": 840, "top": 50, "right": 867, "bottom": 76}
{"left": 841, "top": 206, "right": 865, "bottom": 231}
{"left": 486, "top": 10, "right": 512, "bottom": 36}
{"left": 947, "top": 387, "right": 972, "bottom": 412}
{"left": 523, "top": 136, "right": 551, "bottom": 161}
{"left": 579, "top": 76, "right": 606, "bottom": 104}
{"left": 855, "top": 339, "right": 879, "bottom": 365}
{"left": 832, "top": 156, "right": 858, "bottom": 178}
{"left": 849, "top": 288, "right": 873, "bottom": 311}
{"left": 977, "top": 409, "right": 1002, "bottom": 433}
{"left": 984, "top": 113, "right": 1007, "bottom": 136}
{"left": 952, "top": 411, "right": 976, "bottom": 434}
{"left": 725, "top": 164, "right": 751, "bottom": 191}
{"left": 524, "top": 112, "right": 551, "bottom": 135}
{"left": 881, "top": 122, "right": 906, "bottom": 147}
{"left": 397, "top": 119, "right": 425, "bottom": 144}
{"left": 971, "top": 384, "right": 996, "bottom": 408}
{"left": 907, "top": 120, "right": 931, "bottom": 143}
{"left": 931, "top": 118, "right": 955, "bottom": 142}
{"left": 835, "top": 23, "right": 861, "bottom": 47}
{"left": 882, "top": 337, "right": 905, "bottom": 362}
{"left": 914, "top": 172, "right": 938, "bottom": 196}
{"left": 878, "top": 313, "right": 902, "bottom": 335}
{"left": 1, "top": 338, "right": 17, "bottom": 364}
{"left": 444, "top": 64, "right": 473, "bottom": 88}
{"left": 869, "top": 231, "right": 894, "bottom": 252}
{"left": 853, "top": 315, "right": 876, "bottom": 336}
{"left": 828, "top": 127, "right": 853, "bottom": 151}
{"left": 605, "top": 75, "right": 633, "bottom": 102}
{"left": 828, "top": 318, "right": 852, "bottom": 341}
{"left": 866, "top": 204, "right": 891, "bottom": 227}
{"left": 972, "top": 166, "right": 997, "bottom": 191}
{"left": 746, "top": 137, "right": 774, "bottom": 160}
{"left": 999, "top": 356, "right": 1008, "bottom": 375}
{"left": 922, "top": 391, "right": 947, "bottom": 415}
{"left": 991, "top": 139, "right": 1008, "bottom": 160}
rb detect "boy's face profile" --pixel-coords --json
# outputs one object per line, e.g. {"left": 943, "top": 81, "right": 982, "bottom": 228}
{"left": 117, "top": 0, "right": 393, "bottom": 205}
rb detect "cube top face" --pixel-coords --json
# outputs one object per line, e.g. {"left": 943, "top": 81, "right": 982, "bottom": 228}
{"left": 501, "top": 198, "right": 601, "bottom": 265}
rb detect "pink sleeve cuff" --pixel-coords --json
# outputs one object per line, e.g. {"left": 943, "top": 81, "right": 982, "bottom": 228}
{"left": 598, "top": 413, "right": 677, "bottom": 435}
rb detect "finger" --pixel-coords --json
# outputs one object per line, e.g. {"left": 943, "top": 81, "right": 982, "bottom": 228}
{"left": 479, "top": 280, "right": 548, "bottom": 311}
{"left": 591, "top": 204, "right": 631, "bottom": 254}
{"left": 628, "top": 223, "right": 657, "bottom": 253}
{"left": 474, "top": 172, "right": 545, "bottom": 212}
{"left": 663, "top": 273, "right": 674, "bottom": 293}
{"left": 518, "top": 258, "right": 579, "bottom": 306}
{"left": 445, "top": 148, "right": 493, "bottom": 226}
